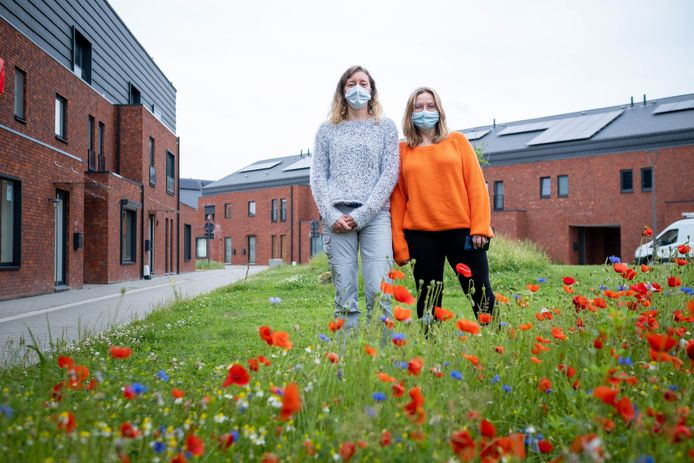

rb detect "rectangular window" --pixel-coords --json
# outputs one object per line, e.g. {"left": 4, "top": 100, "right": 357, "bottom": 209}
{"left": 280, "top": 198, "right": 287, "bottom": 222}
{"left": 224, "top": 203, "right": 232, "bottom": 218}
{"left": 55, "top": 95, "right": 67, "bottom": 140}
{"left": 493, "top": 181, "right": 504, "bottom": 211}
{"left": 641, "top": 167, "right": 653, "bottom": 192}
{"left": 196, "top": 238, "right": 207, "bottom": 258}
{"left": 271, "top": 199, "right": 278, "bottom": 222}
{"left": 271, "top": 235, "right": 277, "bottom": 259}
{"left": 121, "top": 208, "right": 136, "bottom": 264}
{"left": 557, "top": 175, "right": 569, "bottom": 198}
{"left": 149, "top": 137, "right": 156, "bottom": 186}
{"left": 280, "top": 235, "right": 287, "bottom": 260}
{"left": 166, "top": 151, "right": 175, "bottom": 194}
{"left": 98, "top": 122, "right": 105, "bottom": 171}
{"left": 184, "top": 224, "right": 191, "bottom": 261}
{"left": 14, "top": 68, "right": 25, "bottom": 121}
{"left": 0, "top": 176, "right": 21, "bottom": 267}
{"left": 204, "top": 205, "right": 215, "bottom": 221}
{"left": 540, "top": 176, "right": 551, "bottom": 198}
{"left": 248, "top": 201, "right": 256, "bottom": 217}
{"left": 87, "top": 116, "right": 95, "bottom": 171}
{"left": 129, "top": 83, "right": 141, "bottom": 105}
{"left": 248, "top": 235, "right": 256, "bottom": 264}
{"left": 73, "top": 28, "right": 92, "bottom": 83}
{"left": 620, "top": 169, "right": 633, "bottom": 193}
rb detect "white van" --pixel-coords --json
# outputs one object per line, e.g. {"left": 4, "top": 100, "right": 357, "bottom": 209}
{"left": 634, "top": 212, "right": 694, "bottom": 264}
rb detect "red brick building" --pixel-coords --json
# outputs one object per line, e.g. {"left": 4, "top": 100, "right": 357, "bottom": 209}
{"left": 467, "top": 94, "right": 694, "bottom": 264}
{"left": 0, "top": 0, "right": 193, "bottom": 300}
{"left": 200, "top": 154, "right": 321, "bottom": 266}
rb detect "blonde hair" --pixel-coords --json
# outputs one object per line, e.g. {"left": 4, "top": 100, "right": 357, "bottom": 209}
{"left": 402, "top": 87, "right": 449, "bottom": 148}
{"left": 329, "top": 65, "right": 383, "bottom": 124}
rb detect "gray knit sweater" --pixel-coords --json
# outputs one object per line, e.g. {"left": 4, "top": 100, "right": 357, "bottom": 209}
{"left": 310, "top": 117, "right": 400, "bottom": 229}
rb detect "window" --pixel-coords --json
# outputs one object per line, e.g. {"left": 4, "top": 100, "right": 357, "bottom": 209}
{"left": 656, "top": 229, "right": 678, "bottom": 246}
{"left": 129, "top": 83, "right": 141, "bottom": 105}
{"left": 196, "top": 238, "right": 207, "bottom": 258}
{"left": 88, "top": 116, "right": 95, "bottom": 171}
{"left": 224, "top": 203, "right": 232, "bottom": 218}
{"left": 271, "top": 235, "right": 277, "bottom": 259}
{"left": 641, "top": 167, "right": 653, "bottom": 192}
{"left": 166, "top": 151, "right": 175, "bottom": 194}
{"left": 14, "top": 67, "right": 25, "bottom": 121}
{"left": 540, "top": 177, "right": 551, "bottom": 198}
{"left": 55, "top": 95, "right": 67, "bottom": 140}
{"left": 280, "top": 198, "right": 287, "bottom": 222}
{"left": 248, "top": 201, "right": 256, "bottom": 217}
{"left": 247, "top": 235, "right": 256, "bottom": 264}
{"left": 493, "top": 181, "right": 504, "bottom": 211}
{"left": 204, "top": 205, "right": 215, "bottom": 221}
{"left": 620, "top": 169, "right": 633, "bottom": 193}
{"left": 121, "top": 208, "right": 137, "bottom": 264}
{"left": 280, "top": 235, "right": 287, "bottom": 260}
{"left": 72, "top": 29, "right": 92, "bottom": 83}
{"left": 184, "top": 224, "right": 192, "bottom": 261}
{"left": 557, "top": 175, "right": 569, "bottom": 198}
{"left": 98, "top": 122, "right": 105, "bottom": 170}
{"left": 149, "top": 137, "right": 156, "bottom": 186}
{"left": 0, "top": 176, "right": 21, "bottom": 268}
{"left": 271, "top": 199, "right": 278, "bottom": 222}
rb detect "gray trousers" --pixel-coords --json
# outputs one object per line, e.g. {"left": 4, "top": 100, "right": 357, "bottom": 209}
{"left": 322, "top": 207, "right": 393, "bottom": 328}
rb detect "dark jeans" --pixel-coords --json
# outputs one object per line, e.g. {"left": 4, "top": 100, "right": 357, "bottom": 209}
{"left": 404, "top": 228, "right": 495, "bottom": 320}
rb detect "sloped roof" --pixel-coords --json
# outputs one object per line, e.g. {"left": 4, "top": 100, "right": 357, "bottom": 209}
{"left": 180, "top": 178, "right": 213, "bottom": 209}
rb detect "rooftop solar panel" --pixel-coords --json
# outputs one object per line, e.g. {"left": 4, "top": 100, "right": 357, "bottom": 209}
{"left": 282, "top": 157, "right": 313, "bottom": 171}
{"left": 526, "top": 109, "right": 623, "bottom": 146}
{"left": 652, "top": 99, "right": 694, "bottom": 115}
{"left": 462, "top": 129, "right": 491, "bottom": 140}
{"left": 497, "top": 120, "right": 555, "bottom": 136}
{"left": 238, "top": 161, "right": 282, "bottom": 173}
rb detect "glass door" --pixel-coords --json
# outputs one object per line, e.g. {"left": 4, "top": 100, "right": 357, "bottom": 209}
{"left": 54, "top": 191, "right": 67, "bottom": 286}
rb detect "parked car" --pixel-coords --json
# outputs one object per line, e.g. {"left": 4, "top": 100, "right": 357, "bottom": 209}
{"left": 634, "top": 213, "right": 694, "bottom": 264}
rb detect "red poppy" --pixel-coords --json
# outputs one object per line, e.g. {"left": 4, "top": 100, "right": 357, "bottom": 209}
{"left": 527, "top": 283, "right": 540, "bottom": 292}
{"left": 259, "top": 326, "right": 273, "bottom": 345}
{"left": 408, "top": 357, "right": 423, "bottom": 376}
{"left": 328, "top": 318, "right": 344, "bottom": 332}
{"left": 279, "top": 382, "right": 301, "bottom": 421}
{"left": 593, "top": 385, "right": 618, "bottom": 406}
{"left": 496, "top": 293, "right": 510, "bottom": 304}
{"left": 538, "top": 440, "right": 553, "bottom": 453}
{"left": 393, "top": 285, "right": 416, "bottom": 304}
{"left": 686, "top": 340, "right": 694, "bottom": 364}
{"left": 557, "top": 363, "right": 576, "bottom": 378}
{"left": 641, "top": 264, "right": 652, "bottom": 273}
{"left": 434, "top": 306, "right": 453, "bottom": 321}
{"left": 381, "top": 281, "right": 394, "bottom": 295}
{"left": 258, "top": 355, "right": 271, "bottom": 366}
{"left": 530, "top": 356, "right": 542, "bottom": 364}
{"left": 261, "top": 453, "right": 279, "bottom": 463}
{"left": 519, "top": 322, "right": 533, "bottom": 331}
{"left": 326, "top": 352, "right": 339, "bottom": 363}
{"left": 120, "top": 422, "right": 139, "bottom": 438}
{"left": 339, "top": 442, "right": 356, "bottom": 462}
{"left": 388, "top": 269, "right": 406, "bottom": 280}
{"left": 563, "top": 276, "right": 576, "bottom": 285}
{"left": 379, "top": 430, "right": 392, "bottom": 447}
{"left": 463, "top": 354, "right": 480, "bottom": 368}
{"left": 404, "top": 386, "right": 425, "bottom": 424}
{"left": 450, "top": 429, "right": 475, "bottom": 461}
{"left": 642, "top": 226, "right": 653, "bottom": 237}
{"left": 271, "top": 331, "right": 293, "bottom": 350}
{"left": 455, "top": 263, "right": 472, "bottom": 278}
{"left": 247, "top": 358, "right": 259, "bottom": 371}
{"left": 617, "top": 396, "right": 636, "bottom": 422}
{"left": 675, "top": 258, "right": 688, "bottom": 266}
{"left": 392, "top": 380, "right": 405, "bottom": 398}
{"left": 394, "top": 306, "right": 412, "bottom": 322}
{"left": 551, "top": 327, "right": 567, "bottom": 340}
{"left": 172, "top": 388, "right": 185, "bottom": 399}
{"left": 478, "top": 313, "right": 493, "bottom": 324}
{"left": 219, "top": 433, "right": 235, "bottom": 450}
{"left": 646, "top": 333, "right": 677, "bottom": 352}
{"left": 377, "top": 372, "right": 396, "bottom": 383}
{"left": 302, "top": 439, "right": 315, "bottom": 456}
{"left": 563, "top": 284, "right": 575, "bottom": 294}
{"left": 678, "top": 244, "right": 691, "bottom": 255}
{"left": 58, "top": 355, "right": 74, "bottom": 369}
{"left": 57, "top": 411, "right": 76, "bottom": 434}
{"left": 222, "top": 363, "right": 250, "bottom": 387}
{"left": 480, "top": 418, "right": 496, "bottom": 438}
{"left": 457, "top": 319, "right": 481, "bottom": 335}
{"left": 109, "top": 346, "right": 132, "bottom": 359}
{"left": 364, "top": 344, "right": 376, "bottom": 357}
{"left": 495, "top": 345, "right": 505, "bottom": 354}
{"left": 538, "top": 377, "right": 551, "bottom": 392}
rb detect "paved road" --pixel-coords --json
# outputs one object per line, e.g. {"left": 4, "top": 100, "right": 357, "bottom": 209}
{"left": 0, "top": 266, "right": 267, "bottom": 366}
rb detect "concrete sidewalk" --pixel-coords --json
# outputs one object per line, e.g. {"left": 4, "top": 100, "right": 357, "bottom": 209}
{"left": 0, "top": 265, "right": 267, "bottom": 366}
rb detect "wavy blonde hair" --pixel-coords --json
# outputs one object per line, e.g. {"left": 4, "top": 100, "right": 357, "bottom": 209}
{"left": 329, "top": 65, "right": 383, "bottom": 124}
{"left": 402, "top": 87, "right": 449, "bottom": 148}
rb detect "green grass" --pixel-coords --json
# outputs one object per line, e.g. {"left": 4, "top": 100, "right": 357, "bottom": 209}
{"left": 195, "top": 259, "right": 225, "bottom": 270}
{"left": 0, "top": 236, "right": 692, "bottom": 462}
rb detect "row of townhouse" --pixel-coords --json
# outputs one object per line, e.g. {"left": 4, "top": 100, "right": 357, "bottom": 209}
{"left": 0, "top": 0, "right": 197, "bottom": 301}
{"left": 194, "top": 94, "right": 694, "bottom": 267}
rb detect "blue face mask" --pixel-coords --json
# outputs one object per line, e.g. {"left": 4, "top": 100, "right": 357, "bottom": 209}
{"left": 345, "top": 85, "right": 371, "bottom": 110}
{"left": 412, "top": 110, "right": 439, "bottom": 129}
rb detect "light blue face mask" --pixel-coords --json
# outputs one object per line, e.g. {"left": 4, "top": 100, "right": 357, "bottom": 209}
{"left": 345, "top": 85, "right": 371, "bottom": 110}
{"left": 412, "top": 110, "right": 439, "bottom": 129}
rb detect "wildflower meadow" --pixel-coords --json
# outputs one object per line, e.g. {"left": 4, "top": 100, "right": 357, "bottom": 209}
{"left": 0, "top": 234, "right": 692, "bottom": 462}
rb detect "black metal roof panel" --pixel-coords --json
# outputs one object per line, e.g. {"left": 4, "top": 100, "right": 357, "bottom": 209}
{"left": 203, "top": 154, "right": 311, "bottom": 195}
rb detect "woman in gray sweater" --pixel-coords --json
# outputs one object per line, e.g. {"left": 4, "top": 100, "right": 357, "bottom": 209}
{"left": 310, "top": 65, "right": 399, "bottom": 329}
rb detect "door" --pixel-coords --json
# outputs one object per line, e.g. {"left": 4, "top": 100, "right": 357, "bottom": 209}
{"left": 54, "top": 191, "right": 68, "bottom": 286}
{"left": 148, "top": 215, "right": 155, "bottom": 275}
{"left": 248, "top": 236, "right": 256, "bottom": 264}
{"left": 224, "top": 237, "right": 232, "bottom": 264}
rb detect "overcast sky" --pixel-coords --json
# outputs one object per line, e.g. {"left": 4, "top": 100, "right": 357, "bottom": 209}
{"left": 109, "top": 0, "right": 694, "bottom": 182}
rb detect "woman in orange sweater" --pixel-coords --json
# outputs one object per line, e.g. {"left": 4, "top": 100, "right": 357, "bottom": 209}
{"left": 391, "top": 87, "right": 495, "bottom": 322}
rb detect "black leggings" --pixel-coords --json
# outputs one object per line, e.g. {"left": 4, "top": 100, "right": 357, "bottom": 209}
{"left": 404, "top": 229, "right": 495, "bottom": 320}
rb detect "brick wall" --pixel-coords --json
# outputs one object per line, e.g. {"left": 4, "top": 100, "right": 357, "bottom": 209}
{"left": 178, "top": 203, "right": 197, "bottom": 273}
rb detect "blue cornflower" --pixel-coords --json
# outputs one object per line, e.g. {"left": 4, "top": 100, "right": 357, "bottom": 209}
{"left": 151, "top": 441, "right": 166, "bottom": 453}
{"left": 132, "top": 383, "right": 147, "bottom": 395}
{"left": 608, "top": 255, "right": 621, "bottom": 264}
{"left": 443, "top": 361, "right": 450, "bottom": 367}
{"left": 395, "top": 361, "right": 408, "bottom": 369}
{"left": 379, "top": 314, "right": 388, "bottom": 322}
{"left": 0, "top": 404, "right": 13, "bottom": 418}
{"left": 491, "top": 374, "right": 501, "bottom": 384}
{"left": 618, "top": 284, "right": 627, "bottom": 291}
{"left": 392, "top": 332, "right": 406, "bottom": 342}
{"left": 599, "top": 284, "right": 608, "bottom": 290}
{"left": 502, "top": 384, "right": 512, "bottom": 393}
{"left": 268, "top": 297, "right": 282, "bottom": 305}
{"left": 319, "top": 333, "right": 331, "bottom": 343}
{"left": 337, "top": 368, "right": 343, "bottom": 380}
{"left": 681, "top": 286, "right": 694, "bottom": 295}
{"left": 537, "top": 277, "right": 546, "bottom": 283}
{"left": 499, "top": 321, "right": 509, "bottom": 327}
{"left": 618, "top": 356, "right": 633, "bottom": 367}
{"left": 634, "top": 455, "right": 655, "bottom": 463}
{"left": 365, "top": 406, "right": 377, "bottom": 417}
{"left": 156, "top": 369, "right": 169, "bottom": 382}
{"left": 512, "top": 293, "right": 521, "bottom": 299}
{"left": 372, "top": 392, "right": 386, "bottom": 402}
{"left": 451, "top": 370, "right": 463, "bottom": 380}
{"left": 231, "top": 430, "right": 240, "bottom": 442}
{"left": 668, "top": 385, "right": 678, "bottom": 391}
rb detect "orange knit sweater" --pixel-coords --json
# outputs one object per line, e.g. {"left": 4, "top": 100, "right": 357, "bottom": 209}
{"left": 390, "top": 131, "right": 493, "bottom": 264}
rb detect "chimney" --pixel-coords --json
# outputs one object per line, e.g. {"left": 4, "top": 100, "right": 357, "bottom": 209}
{"left": 493, "top": 118, "right": 496, "bottom": 129}
{"left": 630, "top": 96, "right": 634, "bottom": 107}
{"left": 643, "top": 94, "right": 647, "bottom": 106}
